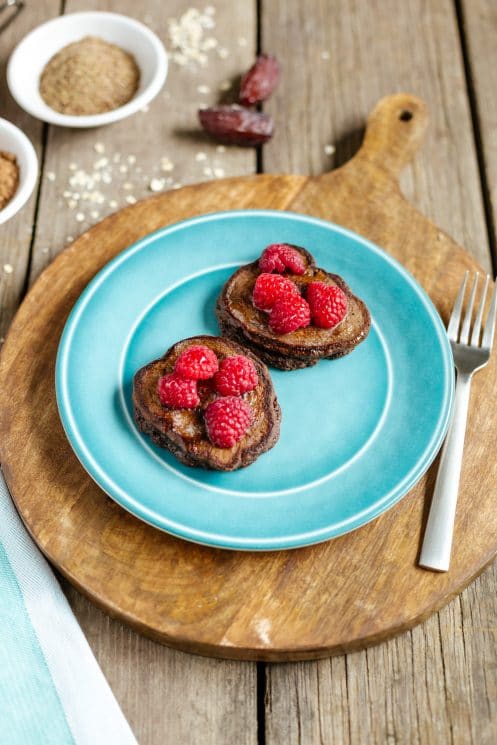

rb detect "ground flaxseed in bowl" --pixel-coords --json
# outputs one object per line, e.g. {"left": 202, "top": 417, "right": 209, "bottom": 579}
{"left": 0, "top": 151, "right": 19, "bottom": 211}
{"left": 39, "top": 36, "right": 140, "bottom": 116}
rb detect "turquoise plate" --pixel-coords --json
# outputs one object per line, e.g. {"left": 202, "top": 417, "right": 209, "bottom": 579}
{"left": 56, "top": 210, "right": 454, "bottom": 550}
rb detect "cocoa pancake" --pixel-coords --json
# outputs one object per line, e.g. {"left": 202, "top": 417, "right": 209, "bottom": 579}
{"left": 133, "top": 335, "right": 281, "bottom": 471}
{"left": 216, "top": 245, "right": 371, "bottom": 369}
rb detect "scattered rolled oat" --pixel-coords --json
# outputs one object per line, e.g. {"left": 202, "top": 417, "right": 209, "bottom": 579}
{"left": 218, "top": 47, "right": 229, "bottom": 59}
{"left": 219, "top": 81, "right": 231, "bottom": 92}
{"left": 46, "top": 171, "right": 56, "bottom": 181}
{"left": 149, "top": 177, "right": 165, "bottom": 192}
{"left": 202, "top": 37, "right": 218, "bottom": 50}
{"left": 197, "top": 84, "right": 211, "bottom": 94}
{"left": 94, "top": 142, "right": 105, "bottom": 153}
{"left": 324, "top": 144, "right": 336, "bottom": 155}
{"left": 213, "top": 167, "right": 225, "bottom": 178}
{"left": 160, "top": 156, "right": 174, "bottom": 172}
{"left": 321, "top": 51, "right": 330, "bottom": 60}
{"left": 238, "top": 37, "right": 247, "bottom": 47}
{"left": 216, "top": 145, "right": 226, "bottom": 153}
{"left": 58, "top": 144, "right": 185, "bottom": 224}
{"left": 3, "top": 264, "right": 13, "bottom": 274}
{"left": 168, "top": 7, "right": 218, "bottom": 69}
{"left": 195, "top": 151, "right": 207, "bottom": 162}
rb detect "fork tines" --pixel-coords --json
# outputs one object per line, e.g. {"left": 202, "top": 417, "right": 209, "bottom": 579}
{"left": 448, "top": 272, "right": 497, "bottom": 350}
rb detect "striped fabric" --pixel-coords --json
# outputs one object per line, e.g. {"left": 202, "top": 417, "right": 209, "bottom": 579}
{"left": 0, "top": 470, "right": 137, "bottom": 745}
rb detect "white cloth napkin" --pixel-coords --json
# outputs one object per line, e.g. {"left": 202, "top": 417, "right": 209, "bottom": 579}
{"left": 0, "top": 469, "right": 137, "bottom": 745}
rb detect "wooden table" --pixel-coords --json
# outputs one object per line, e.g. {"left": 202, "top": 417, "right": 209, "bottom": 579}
{"left": 1, "top": 1, "right": 497, "bottom": 742}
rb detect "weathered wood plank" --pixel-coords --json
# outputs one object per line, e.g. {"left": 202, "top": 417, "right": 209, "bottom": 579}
{"left": 26, "top": 1, "right": 258, "bottom": 743}
{"left": 30, "top": 0, "right": 257, "bottom": 282}
{"left": 64, "top": 584, "right": 257, "bottom": 745}
{"left": 266, "top": 579, "right": 497, "bottom": 745}
{"left": 0, "top": 1, "right": 60, "bottom": 339}
{"left": 262, "top": 0, "right": 496, "bottom": 742}
{"left": 262, "top": 0, "right": 489, "bottom": 269}
{"left": 460, "top": 0, "right": 497, "bottom": 265}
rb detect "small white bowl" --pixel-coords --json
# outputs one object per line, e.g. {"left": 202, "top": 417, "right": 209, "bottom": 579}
{"left": 0, "top": 118, "right": 38, "bottom": 225}
{"left": 7, "top": 11, "right": 168, "bottom": 128}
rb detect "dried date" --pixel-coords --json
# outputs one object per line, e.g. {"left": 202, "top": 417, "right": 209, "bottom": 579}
{"left": 239, "top": 54, "right": 280, "bottom": 106}
{"left": 198, "top": 105, "right": 274, "bottom": 146}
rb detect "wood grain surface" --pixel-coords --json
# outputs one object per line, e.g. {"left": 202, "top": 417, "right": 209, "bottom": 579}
{"left": 1, "top": 1, "right": 259, "bottom": 742}
{"left": 3, "top": 1, "right": 497, "bottom": 742}
{"left": 262, "top": 1, "right": 497, "bottom": 741}
{"left": 461, "top": 0, "right": 497, "bottom": 252}
{"left": 0, "top": 0, "right": 58, "bottom": 339}
{"left": 1, "top": 91, "right": 496, "bottom": 664}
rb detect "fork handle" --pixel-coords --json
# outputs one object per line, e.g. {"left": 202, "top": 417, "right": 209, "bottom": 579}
{"left": 419, "top": 372, "right": 472, "bottom": 572}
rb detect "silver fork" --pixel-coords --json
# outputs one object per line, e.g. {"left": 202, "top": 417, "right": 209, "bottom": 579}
{"left": 419, "top": 272, "right": 497, "bottom": 572}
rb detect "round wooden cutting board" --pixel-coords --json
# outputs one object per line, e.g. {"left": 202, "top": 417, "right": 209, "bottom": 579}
{"left": 1, "top": 94, "right": 496, "bottom": 661}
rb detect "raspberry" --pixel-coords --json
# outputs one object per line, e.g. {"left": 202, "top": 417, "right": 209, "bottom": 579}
{"left": 239, "top": 54, "right": 280, "bottom": 106}
{"left": 204, "top": 396, "right": 254, "bottom": 448}
{"left": 174, "top": 345, "right": 219, "bottom": 380}
{"left": 252, "top": 273, "right": 299, "bottom": 311}
{"left": 157, "top": 373, "right": 199, "bottom": 409}
{"left": 306, "top": 281, "right": 326, "bottom": 306}
{"left": 269, "top": 294, "right": 311, "bottom": 334}
{"left": 214, "top": 355, "right": 259, "bottom": 396}
{"left": 307, "top": 282, "right": 348, "bottom": 329}
{"left": 259, "top": 244, "right": 306, "bottom": 275}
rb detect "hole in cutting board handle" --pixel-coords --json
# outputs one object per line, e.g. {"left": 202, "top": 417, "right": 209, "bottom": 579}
{"left": 399, "top": 109, "right": 413, "bottom": 122}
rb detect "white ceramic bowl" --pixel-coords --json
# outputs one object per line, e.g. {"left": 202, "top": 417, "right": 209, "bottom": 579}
{"left": 0, "top": 118, "right": 38, "bottom": 225}
{"left": 7, "top": 11, "right": 168, "bottom": 128}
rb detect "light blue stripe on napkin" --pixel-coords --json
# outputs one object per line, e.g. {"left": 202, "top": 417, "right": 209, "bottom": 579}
{"left": 0, "top": 544, "right": 74, "bottom": 744}
{"left": 0, "top": 470, "right": 137, "bottom": 745}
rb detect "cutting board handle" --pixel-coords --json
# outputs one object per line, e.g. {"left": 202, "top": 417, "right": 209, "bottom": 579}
{"left": 355, "top": 93, "right": 428, "bottom": 180}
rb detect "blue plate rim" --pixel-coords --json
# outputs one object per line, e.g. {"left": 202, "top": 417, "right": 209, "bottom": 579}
{"left": 55, "top": 209, "right": 455, "bottom": 550}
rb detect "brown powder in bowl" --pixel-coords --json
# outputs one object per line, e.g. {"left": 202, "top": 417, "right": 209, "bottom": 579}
{"left": 39, "top": 36, "right": 140, "bottom": 116}
{"left": 0, "top": 151, "right": 20, "bottom": 211}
